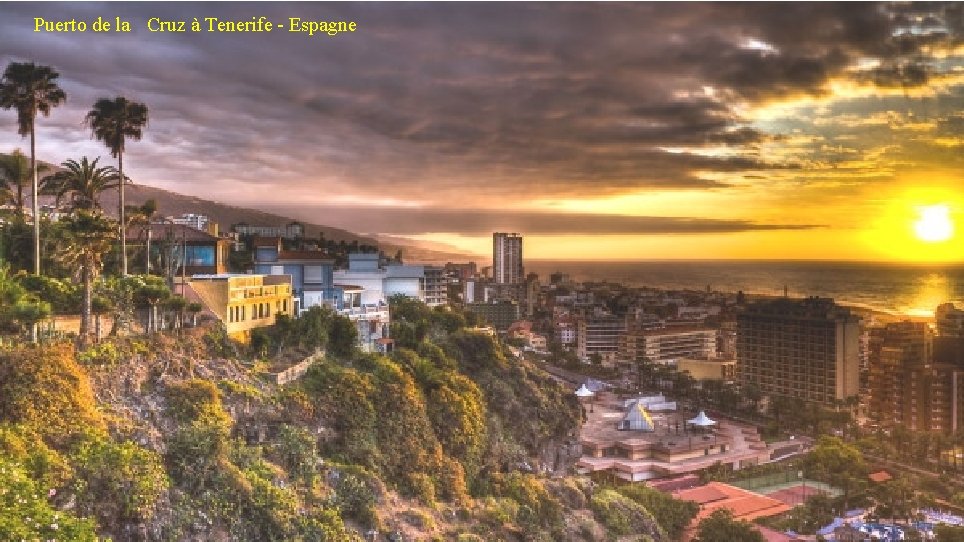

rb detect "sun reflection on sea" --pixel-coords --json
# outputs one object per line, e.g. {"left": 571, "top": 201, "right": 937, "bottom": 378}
{"left": 900, "top": 273, "right": 951, "bottom": 317}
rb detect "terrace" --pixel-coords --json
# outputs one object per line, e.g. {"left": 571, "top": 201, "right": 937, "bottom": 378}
{"left": 576, "top": 391, "right": 770, "bottom": 482}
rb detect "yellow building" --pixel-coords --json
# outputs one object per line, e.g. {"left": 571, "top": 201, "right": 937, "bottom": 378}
{"left": 186, "top": 274, "right": 294, "bottom": 343}
{"left": 677, "top": 357, "right": 737, "bottom": 382}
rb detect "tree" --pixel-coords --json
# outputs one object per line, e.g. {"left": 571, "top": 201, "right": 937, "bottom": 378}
{"left": 11, "top": 295, "right": 51, "bottom": 343}
{"left": 126, "top": 199, "right": 158, "bottom": 273}
{"left": 0, "top": 149, "right": 49, "bottom": 217}
{"left": 163, "top": 295, "right": 187, "bottom": 331}
{"left": 0, "top": 62, "right": 67, "bottom": 274}
{"left": 43, "top": 156, "right": 122, "bottom": 211}
{"left": 56, "top": 210, "right": 117, "bottom": 346}
{"left": 91, "top": 293, "right": 112, "bottom": 341}
{"left": 186, "top": 301, "right": 203, "bottom": 326}
{"left": 133, "top": 276, "right": 171, "bottom": 333}
{"left": 0, "top": 263, "right": 26, "bottom": 333}
{"left": 85, "top": 96, "right": 148, "bottom": 276}
{"left": 328, "top": 315, "right": 358, "bottom": 358}
{"left": 693, "top": 509, "right": 765, "bottom": 542}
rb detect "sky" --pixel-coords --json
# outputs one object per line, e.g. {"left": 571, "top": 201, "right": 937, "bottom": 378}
{"left": 1, "top": 2, "right": 963, "bottom": 261}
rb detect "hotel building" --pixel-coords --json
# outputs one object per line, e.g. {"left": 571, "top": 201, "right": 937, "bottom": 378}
{"left": 736, "top": 297, "right": 860, "bottom": 406}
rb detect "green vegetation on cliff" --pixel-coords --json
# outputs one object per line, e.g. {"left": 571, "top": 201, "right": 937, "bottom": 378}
{"left": 0, "top": 299, "right": 700, "bottom": 541}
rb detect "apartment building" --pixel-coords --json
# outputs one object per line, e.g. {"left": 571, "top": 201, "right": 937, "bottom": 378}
{"left": 736, "top": 297, "right": 860, "bottom": 406}
{"left": 185, "top": 274, "right": 294, "bottom": 343}
{"left": 619, "top": 326, "right": 717, "bottom": 365}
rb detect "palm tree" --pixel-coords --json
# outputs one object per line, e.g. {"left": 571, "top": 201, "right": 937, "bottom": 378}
{"left": 0, "top": 62, "right": 67, "bottom": 274}
{"left": 57, "top": 210, "right": 117, "bottom": 346}
{"left": 43, "top": 157, "right": 122, "bottom": 211}
{"left": 0, "top": 150, "right": 50, "bottom": 217}
{"left": 85, "top": 96, "right": 148, "bottom": 277}
{"left": 126, "top": 199, "right": 158, "bottom": 273}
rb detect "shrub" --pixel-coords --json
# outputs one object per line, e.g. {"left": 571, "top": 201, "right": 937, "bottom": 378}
{"left": 590, "top": 489, "right": 664, "bottom": 538}
{"left": 409, "top": 472, "right": 437, "bottom": 507}
{"left": 618, "top": 483, "right": 699, "bottom": 540}
{"left": 402, "top": 508, "right": 436, "bottom": 531}
{"left": 328, "top": 466, "right": 381, "bottom": 529}
{"left": 165, "top": 379, "right": 231, "bottom": 426}
{"left": 693, "top": 509, "right": 764, "bottom": 542}
{"left": 0, "top": 456, "right": 98, "bottom": 540}
{"left": 0, "top": 344, "right": 103, "bottom": 439}
{"left": 71, "top": 434, "right": 169, "bottom": 524}
{"left": 493, "top": 473, "right": 564, "bottom": 532}
{"left": 76, "top": 341, "right": 121, "bottom": 368}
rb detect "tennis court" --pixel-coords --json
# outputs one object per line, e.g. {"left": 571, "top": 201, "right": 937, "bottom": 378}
{"left": 731, "top": 471, "right": 841, "bottom": 506}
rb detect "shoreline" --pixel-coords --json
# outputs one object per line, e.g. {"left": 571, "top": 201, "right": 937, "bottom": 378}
{"left": 741, "top": 292, "right": 932, "bottom": 324}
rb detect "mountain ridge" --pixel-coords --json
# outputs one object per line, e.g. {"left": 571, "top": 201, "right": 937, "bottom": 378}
{"left": 98, "top": 183, "right": 475, "bottom": 263}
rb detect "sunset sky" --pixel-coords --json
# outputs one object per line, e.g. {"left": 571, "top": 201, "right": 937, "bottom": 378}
{"left": 2, "top": 2, "right": 963, "bottom": 261}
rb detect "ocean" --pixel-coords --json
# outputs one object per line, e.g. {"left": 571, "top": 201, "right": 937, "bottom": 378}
{"left": 524, "top": 260, "right": 964, "bottom": 318}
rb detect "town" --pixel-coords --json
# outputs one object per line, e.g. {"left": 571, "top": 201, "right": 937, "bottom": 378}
{"left": 3, "top": 1, "right": 964, "bottom": 539}
{"left": 5, "top": 192, "right": 964, "bottom": 539}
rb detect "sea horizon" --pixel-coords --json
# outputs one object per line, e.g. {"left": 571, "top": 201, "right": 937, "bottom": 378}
{"left": 520, "top": 259, "right": 964, "bottom": 318}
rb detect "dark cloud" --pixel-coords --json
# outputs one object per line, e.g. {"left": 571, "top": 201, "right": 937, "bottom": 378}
{"left": 261, "top": 205, "right": 822, "bottom": 236}
{"left": 0, "top": 1, "right": 960, "bottom": 214}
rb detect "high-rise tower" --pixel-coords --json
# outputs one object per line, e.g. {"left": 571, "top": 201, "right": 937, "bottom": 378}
{"left": 493, "top": 232, "right": 523, "bottom": 285}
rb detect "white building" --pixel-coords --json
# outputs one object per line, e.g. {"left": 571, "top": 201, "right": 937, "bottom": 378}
{"left": 619, "top": 326, "right": 718, "bottom": 365}
{"left": 169, "top": 213, "right": 210, "bottom": 232}
{"left": 333, "top": 253, "right": 427, "bottom": 306}
{"left": 555, "top": 321, "right": 577, "bottom": 346}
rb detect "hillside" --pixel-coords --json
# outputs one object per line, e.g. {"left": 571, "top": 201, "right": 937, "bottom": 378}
{"left": 0, "top": 150, "right": 471, "bottom": 264}
{"left": 0, "top": 297, "right": 699, "bottom": 541}
{"left": 96, "top": 183, "right": 472, "bottom": 263}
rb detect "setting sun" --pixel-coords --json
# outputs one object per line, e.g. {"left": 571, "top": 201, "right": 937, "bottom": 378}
{"left": 914, "top": 205, "right": 954, "bottom": 243}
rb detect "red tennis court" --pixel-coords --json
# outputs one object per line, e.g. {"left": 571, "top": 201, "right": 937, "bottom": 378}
{"left": 764, "top": 483, "right": 829, "bottom": 506}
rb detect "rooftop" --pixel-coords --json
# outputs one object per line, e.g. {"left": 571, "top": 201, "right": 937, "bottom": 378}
{"left": 277, "top": 250, "right": 335, "bottom": 262}
{"left": 675, "top": 482, "right": 791, "bottom": 522}
{"left": 576, "top": 391, "right": 770, "bottom": 480}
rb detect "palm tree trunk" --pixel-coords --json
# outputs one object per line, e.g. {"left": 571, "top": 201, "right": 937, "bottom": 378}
{"left": 16, "top": 181, "right": 24, "bottom": 218}
{"left": 119, "top": 151, "right": 127, "bottom": 276}
{"left": 80, "top": 263, "right": 92, "bottom": 346}
{"left": 30, "top": 114, "right": 40, "bottom": 275}
{"left": 145, "top": 226, "right": 151, "bottom": 274}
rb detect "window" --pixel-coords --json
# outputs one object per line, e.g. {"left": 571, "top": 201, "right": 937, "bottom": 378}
{"left": 304, "top": 265, "right": 325, "bottom": 284}
{"left": 184, "top": 245, "right": 216, "bottom": 267}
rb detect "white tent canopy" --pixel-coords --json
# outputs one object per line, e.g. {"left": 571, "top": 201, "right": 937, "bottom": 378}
{"left": 688, "top": 410, "right": 716, "bottom": 427}
{"left": 575, "top": 384, "right": 595, "bottom": 398}
{"left": 623, "top": 394, "right": 665, "bottom": 408}
{"left": 620, "top": 403, "right": 655, "bottom": 432}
